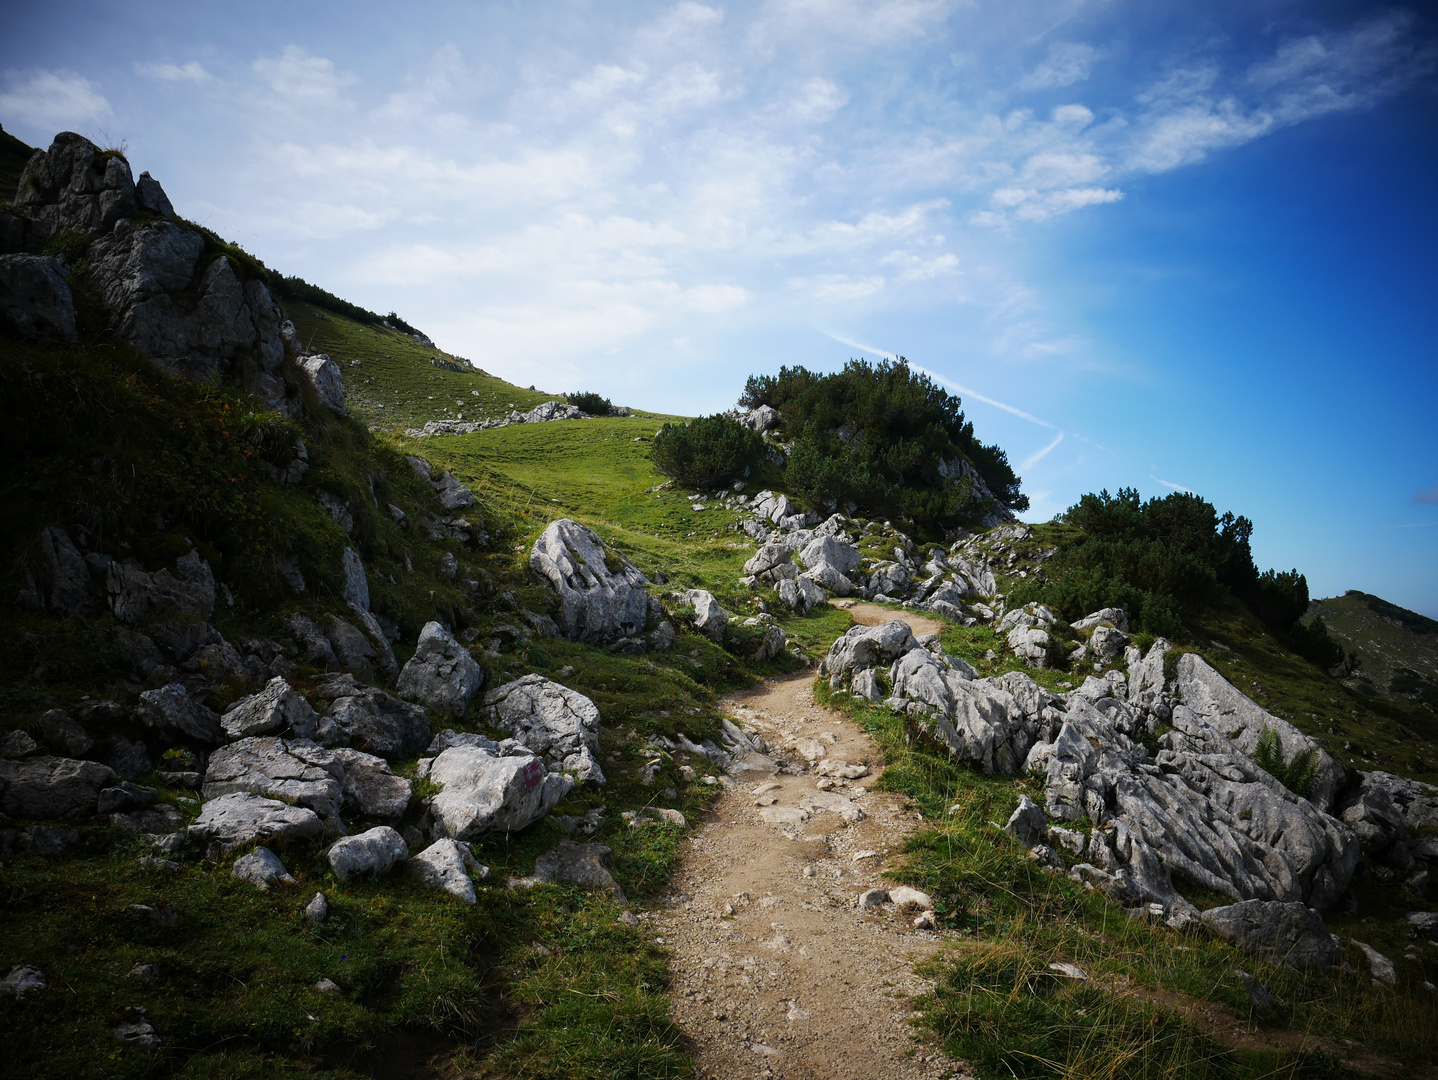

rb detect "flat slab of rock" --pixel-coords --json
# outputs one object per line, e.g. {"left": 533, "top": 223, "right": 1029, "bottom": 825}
{"left": 529, "top": 840, "right": 625, "bottom": 901}
{"left": 327, "top": 825, "right": 407, "bottom": 881}
{"left": 1200, "top": 900, "right": 1341, "bottom": 970}
{"left": 482, "top": 674, "right": 604, "bottom": 783}
{"left": 188, "top": 792, "right": 323, "bottom": 851}
{"left": 408, "top": 838, "right": 490, "bottom": 903}
{"left": 427, "top": 745, "right": 574, "bottom": 840}
{"left": 202, "top": 737, "right": 343, "bottom": 818}
{"left": 0, "top": 756, "right": 116, "bottom": 819}
{"left": 398, "top": 621, "right": 484, "bottom": 718}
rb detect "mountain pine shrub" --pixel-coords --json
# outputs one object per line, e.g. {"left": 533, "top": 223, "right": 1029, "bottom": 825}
{"left": 651, "top": 413, "right": 765, "bottom": 489}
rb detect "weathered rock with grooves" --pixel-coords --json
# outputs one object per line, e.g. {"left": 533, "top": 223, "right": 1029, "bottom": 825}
{"left": 107, "top": 550, "right": 215, "bottom": 624}
{"left": 202, "top": 737, "right": 343, "bottom": 818}
{"left": 426, "top": 745, "right": 573, "bottom": 840}
{"left": 1200, "top": 900, "right": 1342, "bottom": 970}
{"left": 327, "top": 826, "right": 408, "bottom": 881}
{"left": 221, "top": 676, "right": 317, "bottom": 740}
{"left": 408, "top": 839, "right": 489, "bottom": 903}
{"left": 529, "top": 518, "right": 652, "bottom": 644}
{"left": 231, "top": 846, "right": 296, "bottom": 889}
{"left": 398, "top": 621, "right": 484, "bottom": 718}
{"left": 0, "top": 254, "right": 77, "bottom": 341}
{"left": 135, "top": 683, "right": 223, "bottom": 745}
{"left": 1176, "top": 653, "right": 1344, "bottom": 811}
{"left": 482, "top": 675, "right": 605, "bottom": 783}
{"left": 188, "top": 792, "right": 324, "bottom": 850}
{"left": 0, "top": 756, "right": 116, "bottom": 819}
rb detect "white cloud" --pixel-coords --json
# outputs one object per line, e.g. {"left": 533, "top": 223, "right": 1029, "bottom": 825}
{"left": 135, "top": 61, "right": 209, "bottom": 82}
{"left": 253, "top": 46, "right": 355, "bottom": 103}
{"left": 792, "top": 274, "right": 886, "bottom": 301}
{"left": 1019, "top": 42, "right": 1100, "bottom": 91}
{"left": 0, "top": 69, "right": 111, "bottom": 131}
{"left": 1151, "top": 475, "right": 1195, "bottom": 494}
{"left": 879, "top": 249, "right": 958, "bottom": 282}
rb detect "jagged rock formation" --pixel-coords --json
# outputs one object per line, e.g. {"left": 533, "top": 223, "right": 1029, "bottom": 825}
{"left": 823, "top": 618, "right": 1361, "bottom": 918}
{"left": 3, "top": 132, "right": 296, "bottom": 410}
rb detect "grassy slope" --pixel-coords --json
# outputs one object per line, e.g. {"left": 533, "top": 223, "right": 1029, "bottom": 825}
{"left": 1310, "top": 591, "right": 1438, "bottom": 714}
{"left": 283, "top": 306, "right": 558, "bottom": 434}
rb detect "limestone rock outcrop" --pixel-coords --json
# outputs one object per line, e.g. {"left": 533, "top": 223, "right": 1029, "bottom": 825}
{"left": 397, "top": 621, "right": 484, "bottom": 718}
{"left": 481, "top": 675, "right": 605, "bottom": 783}
{"left": 423, "top": 745, "right": 573, "bottom": 840}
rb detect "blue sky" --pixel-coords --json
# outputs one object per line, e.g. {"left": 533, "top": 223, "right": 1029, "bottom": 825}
{"left": 3, "top": 1, "right": 1436, "bottom": 614}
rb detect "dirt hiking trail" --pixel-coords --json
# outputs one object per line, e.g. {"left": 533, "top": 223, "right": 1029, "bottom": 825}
{"left": 657, "top": 606, "right": 967, "bottom": 1080}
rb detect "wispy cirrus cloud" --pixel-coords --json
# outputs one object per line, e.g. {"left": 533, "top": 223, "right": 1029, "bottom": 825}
{"left": 135, "top": 61, "right": 209, "bottom": 82}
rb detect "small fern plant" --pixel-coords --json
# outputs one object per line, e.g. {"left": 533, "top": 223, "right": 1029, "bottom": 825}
{"left": 1253, "top": 725, "right": 1320, "bottom": 799}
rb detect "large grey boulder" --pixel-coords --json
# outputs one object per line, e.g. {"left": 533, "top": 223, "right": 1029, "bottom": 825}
{"left": 1073, "top": 608, "right": 1129, "bottom": 632}
{"left": 743, "top": 404, "right": 780, "bottom": 433}
{"left": 86, "top": 219, "right": 284, "bottom": 392}
{"left": 431, "top": 471, "right": 477, "bottom": 511}
{"left": 298, "top": 354, "right": 345, "bottom": 414}
{"left": 799, "top": 534, "right": 860, "bottom": 577}
{"left": 481, "top": 675, "right": 605, "bottom": 783}
{"left": 40, "top": 711, "right": 93, "bottom": 758}
{"left": 398, "top": 621, "right": 484, "bottom": 718}
{"left": 135, "top": 683, "right": 223, "bottom": 745}
{"left": 426, "top": 745, "right": 573, "bottom": 840}
{"left": 1005, "top": 794, "right": 1048, "bottom": 847}
{"left": 743, "top": 542, "right": 795, "bottom": 581}
{"left": 107, "top": 550, "right": 215, "bottom": 624}
{"left": 1358, "top": 771, "right": 1438, "bottom": 832}
{"left": 750, "top": 491, "right": 795, "bottom": 524}
{"left": 0, "top": 756, "right": 116, "bottom": 819}
{"left": 681, "top": 589, "right": 729, "bottom": 644}
{"left": 529, "top": 519, "right": 652, "bottom": 645}
{"left": 407, "top": 839, "right": 489, "bottom": 904}
{"left": 188, "top": 791, "right": 324, "bottom": 850}
{"left": 13, "top": 132, "right": 138, "bottom": 240}
{"left": 1200, "top": 900, "right": 1342, "bottom": 970}
{"left": 312, "top": 675, "right": 431, "bottom": 759}
{"left": 0, "top": 255, "right": 77, "bottom": 340}
{"left": 1176, "top": 653, "right": 1344, "bottom": 811}
{"left": 326, "top": 613, "right": 379, "bottom": 681}
{"left": 15, "top": 527, "right": 91, "bottom": 614}
{"left": 221, "top": 676, "right": 317, "bottom": 740}
{"left": 327, "top": 826, "right": 408, "bottom": 881}
{"left": 202, "top": 737, "right": 343, "bottom": 818}
{"left": 332, "top": 748, "right": 411, "bottom": 820}
{"left": 821, "top": 620, "right": 920, "bottom": 681}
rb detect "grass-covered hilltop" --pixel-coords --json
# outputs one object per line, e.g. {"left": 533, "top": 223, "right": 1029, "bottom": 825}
{"left": 2, "top": 127, "right": 1437, "bottom": 1080}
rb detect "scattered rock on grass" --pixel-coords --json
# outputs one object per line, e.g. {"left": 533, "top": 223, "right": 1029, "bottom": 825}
{"left": 408, "top": 838, "right": 489, "bottom": 904}
{"left": 326, "top": 826, "right": 408, "bottom": 882}
{"left": 397, "top": 621, "right": 484, "bottom": 718}
{"left": 0, "top": 965, "right": 45, "bottom": 1000}
{"left": 1200, "top": 900, "right": 1341, "bottom": 970}
{"left": 232, "top": 846, "right": 296, "bottom": 889}
{"left": 188, "top": 792, "right": 324, "bottom": 851}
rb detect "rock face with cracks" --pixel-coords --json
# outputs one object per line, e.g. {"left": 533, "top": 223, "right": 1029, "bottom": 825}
{"left": 529, "top": 518, "right": 653, "bottom": 645}
{"left": 0, "top": 756, "right": 116, "bottom": 819}
{"left": 202, "top": 737, "right": 344, "bottom": 819}
{"left": 481, "top": 675, "right": 605, "bottom": 783}
{"left": 398, "top": 621, "right": 484, "bottom": 718}
{"left": 425, "top": 745, "right": 574, "bottom": 840}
